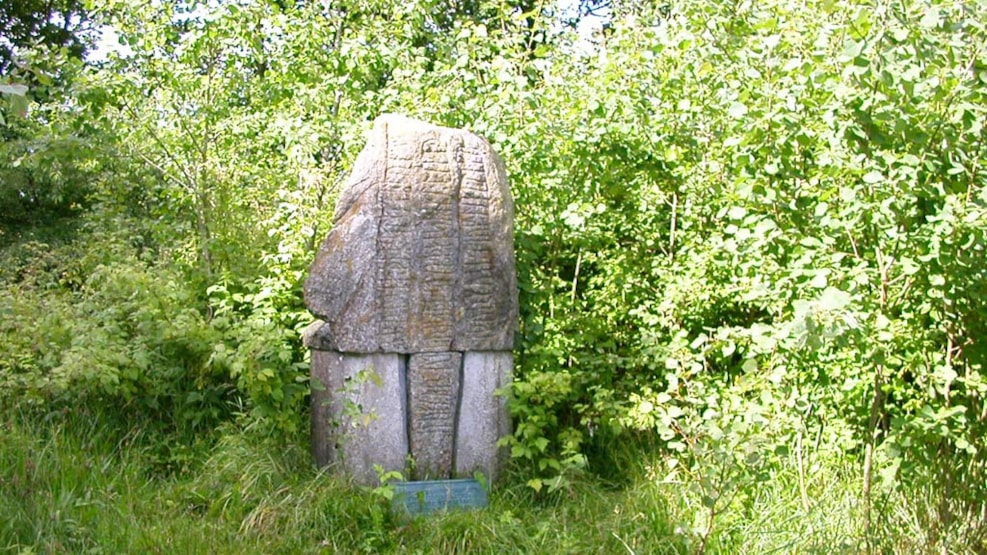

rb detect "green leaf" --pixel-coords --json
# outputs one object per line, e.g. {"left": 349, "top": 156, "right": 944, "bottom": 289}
{"left": 728, "top": 102, "right": 748, "bottom": 119}
{"left": 862, "top": 170, "right": 884, "bottom": 184}
{"left": 841, "top": 39, "right": 864, "bottom": 61}
{"left": 817, "top": 287, "right": 851, "bottom": 311}
{"left": 919, "top": 8, "right": 940, "bottom": 29}
{"left": 0, "top": 83, "right": 28, "bottom": 96}
{"left": 722, "top": 341, "right": 736, "bottom": 357}
{"left": 527, "top": 478, "right": 543, "bottom": 492}
{"left": 534, "top": 437, "right": 550, "bottom": 452}
{"left": 899, "top": 257, "right": 920, "bottom": 276}
{"left": 690, "top": 334, "right": 708, "bottom": 350}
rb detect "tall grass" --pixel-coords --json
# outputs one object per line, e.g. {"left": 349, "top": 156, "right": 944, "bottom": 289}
{"left": 1, "top": 407, "right": 983, "bottom": 554}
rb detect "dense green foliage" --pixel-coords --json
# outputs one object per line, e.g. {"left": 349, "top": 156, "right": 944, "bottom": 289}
{"left": 2, "top": 0, "right": 985, "bottom": 552}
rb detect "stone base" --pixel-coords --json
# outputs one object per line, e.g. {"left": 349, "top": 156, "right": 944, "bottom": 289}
{"left": 310, "top": 349, "right": 512, "bottom": 485}
{"left": 456, "top": 352, "right": 512, "bottom": 480}
{"left": 310, "top": 351, "right": 408, "bottom": 485}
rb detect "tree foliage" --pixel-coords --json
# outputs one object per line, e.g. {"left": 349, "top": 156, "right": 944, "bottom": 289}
{"left": 0, "top": 0, "right": 91, "bottom": 75}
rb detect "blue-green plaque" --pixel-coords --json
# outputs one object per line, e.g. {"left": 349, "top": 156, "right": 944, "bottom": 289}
{"left": 391, "top": 479, "right": 488, "bottom": 515}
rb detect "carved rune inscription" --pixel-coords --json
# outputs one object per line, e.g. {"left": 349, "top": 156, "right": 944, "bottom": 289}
{"left": 407, "top": 352, "right": 462, "bottom": 479}
{"left": 303, "top": 114, "right": 517, "bottom": 353}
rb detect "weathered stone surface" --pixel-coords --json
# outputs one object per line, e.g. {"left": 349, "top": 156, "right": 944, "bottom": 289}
{"left": 455, "top": 352, "right": 512, "bottom": 481}
{"left": 310, "top": 351, "right": 408, "bottom": 484}
{"left": 301, "top": 320, "right": 333, "bottom": 351}
{"left": 407, "top": 352, "right": 462, "bottom": 480}
{"left": 303, "top": 114, "right": 517, "bottom": 353}
{"left": 305, "top": 115, "right": 516, "bottom": 485}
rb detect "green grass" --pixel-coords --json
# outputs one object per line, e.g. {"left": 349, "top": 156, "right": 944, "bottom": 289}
{"left": 1, "top": 408, "right": 983, "bottom": 554}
